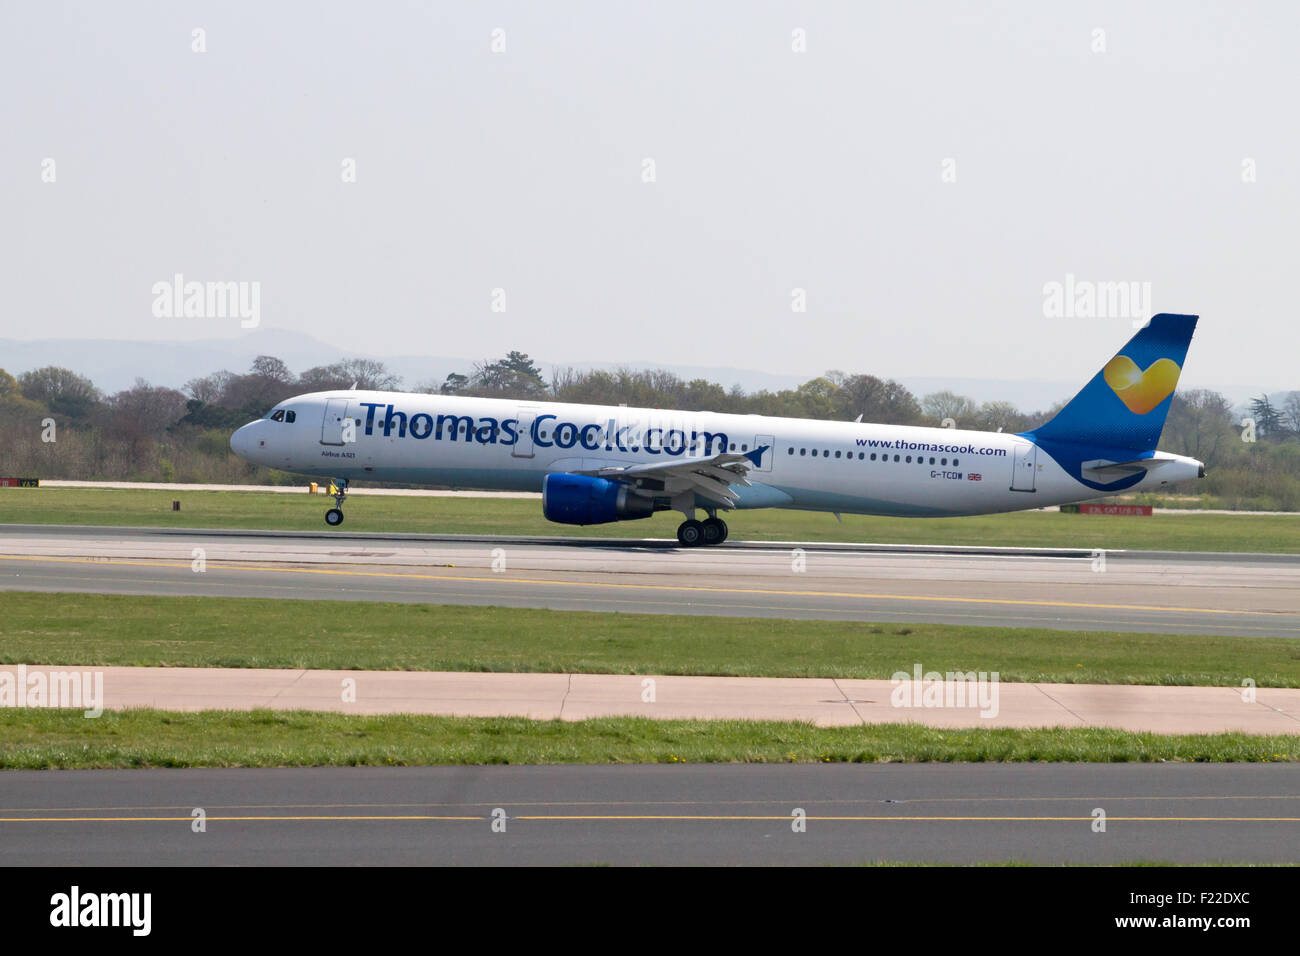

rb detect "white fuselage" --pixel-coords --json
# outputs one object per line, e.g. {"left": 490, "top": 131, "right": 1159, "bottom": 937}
{"left": 230, "top": 391, "right": 1200, "bottom": 517}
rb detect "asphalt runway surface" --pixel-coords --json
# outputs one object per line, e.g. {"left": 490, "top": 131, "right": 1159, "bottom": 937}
{"left": 2, "top": 763, "right": 1297, "bottom": 865}
{"left": 1, "top": 524, "right": 1297, "bottom": 636}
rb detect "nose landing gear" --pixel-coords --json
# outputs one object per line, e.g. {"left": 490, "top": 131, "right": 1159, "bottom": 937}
{"left": 324, "top": 479, "right": 348, "bottom": 526}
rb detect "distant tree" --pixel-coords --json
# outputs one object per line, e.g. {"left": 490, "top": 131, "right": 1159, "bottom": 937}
{"left": 0, "top": 369, "right": 19, "bottom": 401}
{"left": 296, "top": 364, "right": 353, "bottom": 392}
{"left": 1281, "top": 391, "right": 1300, "bottom": 438}
{"left": 17, "top": 367, "right": 100, "bottom": 422}
{"left": 500, "top": 351, "right": 543, "bottom": 380}
{"left": 969, "top": 401, "right": 1023, "bottom": 433}
{"left": 177, "top": 399, "right": 248, "bottom": 430}
{"left": 471, "top": 351, "right": 547, "bottom": 398}
{"left": 1249, "top": 394, "right": 1284, "bottom": 441}
{"left": 299, "top": 358, "right": 401, "bottom": 391}
{"left": 102, "top": 379, "right": 188, "bottom": 464}
{"left": 681, "top": 378, "right": 731, "bottom": 411}
{"left": 220, "top": 356, "right": 299, "bottom": 418}
{"left": 921, "top": 390, "right": 977, "bottom": 425}
{"left": 1164, "top": 389, "right": 1235, "bottom": 464}
{"left": 838, "top": 375, "right": 922, "bottom": 424}
{"left": 183, "top": 370, "right": 235, "bottom": 405}
{"left": 249, "top": 355, "right": 293, "bottom": 383}
{"left": 794, "top": 377, "right": 840, "bottom": 419}
{"left": 0, "top": 368, "right": 47, "bottom": 421}
{"left": 439, "top": 372, "right": 470, "bottom": 395}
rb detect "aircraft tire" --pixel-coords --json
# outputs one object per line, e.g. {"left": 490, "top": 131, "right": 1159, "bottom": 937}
{"left": 702, "top": 516, "right": 728, "bottom": 545}
{"left": 677, "top": 519, "right": 705, "bottom": 547}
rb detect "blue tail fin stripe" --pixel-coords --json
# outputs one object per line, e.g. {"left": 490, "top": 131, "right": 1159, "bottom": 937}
{"left": 1024, "top": 313, "right": 1197, "bottom": 453}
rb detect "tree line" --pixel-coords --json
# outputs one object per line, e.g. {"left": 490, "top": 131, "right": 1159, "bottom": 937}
{"left": 1, "top": 353, "right": 1297, "bottom": 509}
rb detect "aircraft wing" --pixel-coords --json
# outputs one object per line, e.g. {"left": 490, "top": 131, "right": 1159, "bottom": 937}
{"left": 574, "top": 445, "right": 768, "bottom": 510}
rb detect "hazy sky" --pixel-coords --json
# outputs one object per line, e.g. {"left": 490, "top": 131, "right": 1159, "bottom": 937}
{"left": 3, "top": 1, "right": 1297, "bottom": 389}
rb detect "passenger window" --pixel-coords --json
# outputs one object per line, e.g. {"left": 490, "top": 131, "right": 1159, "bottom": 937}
{"left": 858, "top": 452, "right": 864, "bottom": 460}
{"left": 941, "top": 457, "right": 947, "bottom": 466}
{"left": 741, "top": 444, "right": 748, "bottom": 451}
{"left": 894, "top": 455, "right": 900, "bottom": 462}
{"left": 834, "top": 450, "right": 841, "bottom": 459}
{"left": 787, "top": 447, "right": 794, "bottom": 455}
{"left": 906, "top": 455, "right": 912, "bottom": 463}
{"left": 800, "top": 448, "right": 806, "bottom": 456}
{"left": 870, "top": 453, "right": 877, "bottom": 461}
{"left": 953, "top": 458, "right": 959, "bottom": 466}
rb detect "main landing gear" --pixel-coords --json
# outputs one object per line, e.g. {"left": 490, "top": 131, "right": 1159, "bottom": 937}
{"left": 677, "top": 515, "right": 728, "bottom": 547}
{"left": 324, "top": 478, "right": 348, "bottom": 526}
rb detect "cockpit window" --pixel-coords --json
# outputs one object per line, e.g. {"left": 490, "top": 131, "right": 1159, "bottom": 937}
{"left": 270, "top": 409, "right": 285, "bottom": 422}
{"left": 285, "top": 410, "right": 296, "bottom": 423}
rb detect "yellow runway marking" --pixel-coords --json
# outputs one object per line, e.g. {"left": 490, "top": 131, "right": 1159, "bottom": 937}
{"left": 0, "top": 813, "right": 1297, "bottom": 823}
{"left": 10, "top": 794, "right": 1298, "bottom": 812}
{"left": 11, "top": 568, "right": 1296, "bottom": 634}
{"left": 0, "top": 553, "right": 1281, "bottom": 618}
{"left": 0, "top": 815, "right": 482, "bottom": 823}
{"left": 513, "top": 815, "right": 1300, "bottom": 822}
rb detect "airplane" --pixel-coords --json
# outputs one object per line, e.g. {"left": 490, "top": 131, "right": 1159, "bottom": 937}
{"left": 230, "top": 313, "right": 1204, "bottom": 546}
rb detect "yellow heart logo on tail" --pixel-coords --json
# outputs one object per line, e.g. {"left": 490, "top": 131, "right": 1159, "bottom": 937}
{"left": 1102, "top": 356, "right": 1181, "bottom": 415}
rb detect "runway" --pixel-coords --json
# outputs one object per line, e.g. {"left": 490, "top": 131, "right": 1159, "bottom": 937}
{"left": 1, "top": 524, "right": 1296, "bottom": 636}
{"left": 2, "top": 763, "right": 1297, "bottom": 865}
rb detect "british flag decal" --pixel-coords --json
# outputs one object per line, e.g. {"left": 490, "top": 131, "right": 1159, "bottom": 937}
{"left": 968, "top": 473, "right": 982, "bottom": 481}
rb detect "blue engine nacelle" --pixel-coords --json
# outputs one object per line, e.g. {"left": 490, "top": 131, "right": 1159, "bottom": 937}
{"left": 542, "top": 473, "right": 656, "bottom": 526}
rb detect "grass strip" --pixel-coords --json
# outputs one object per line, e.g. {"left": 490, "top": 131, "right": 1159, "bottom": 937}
{"left": 0, "top": 710, "right": 1295, "bottom": 768}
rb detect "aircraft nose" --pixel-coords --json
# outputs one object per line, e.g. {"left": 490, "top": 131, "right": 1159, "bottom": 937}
{"left": 230, "top": 423, "right": 254, "bottom": 458}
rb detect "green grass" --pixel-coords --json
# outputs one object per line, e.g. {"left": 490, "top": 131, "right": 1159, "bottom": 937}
{"left": 4, "top": 591, "right": 1299, "bottom": 686}
{"left": 2, "top": 486, "right": 1298, "bottom": 551}
{"left": 0, "top": 709, "right": 1294, "bottom": 768}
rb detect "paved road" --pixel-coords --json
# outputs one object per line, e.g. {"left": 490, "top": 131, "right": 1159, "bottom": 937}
{"left": 1, "top": 763, "right": 1297, "bottom": 865}
{"left": 1, "top": 525, "right": 1296, "bottom": 636}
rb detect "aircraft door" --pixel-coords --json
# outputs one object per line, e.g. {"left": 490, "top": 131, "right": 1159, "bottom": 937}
{"left": 752, "top": 434, "right": 775, "bottom": 472}
{"left": 512, "top": 408, "right": 538, "bottom": 458}
{"left": 1011, "top": 441, "right": 1037, "bottom": 492}
{"left": 320, "top": 398, "right": 351, "bottom": 445}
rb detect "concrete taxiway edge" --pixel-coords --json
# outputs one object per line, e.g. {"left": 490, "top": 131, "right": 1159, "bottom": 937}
{"left": 6, "top": 665, "right": 1299, "bottom": 734}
